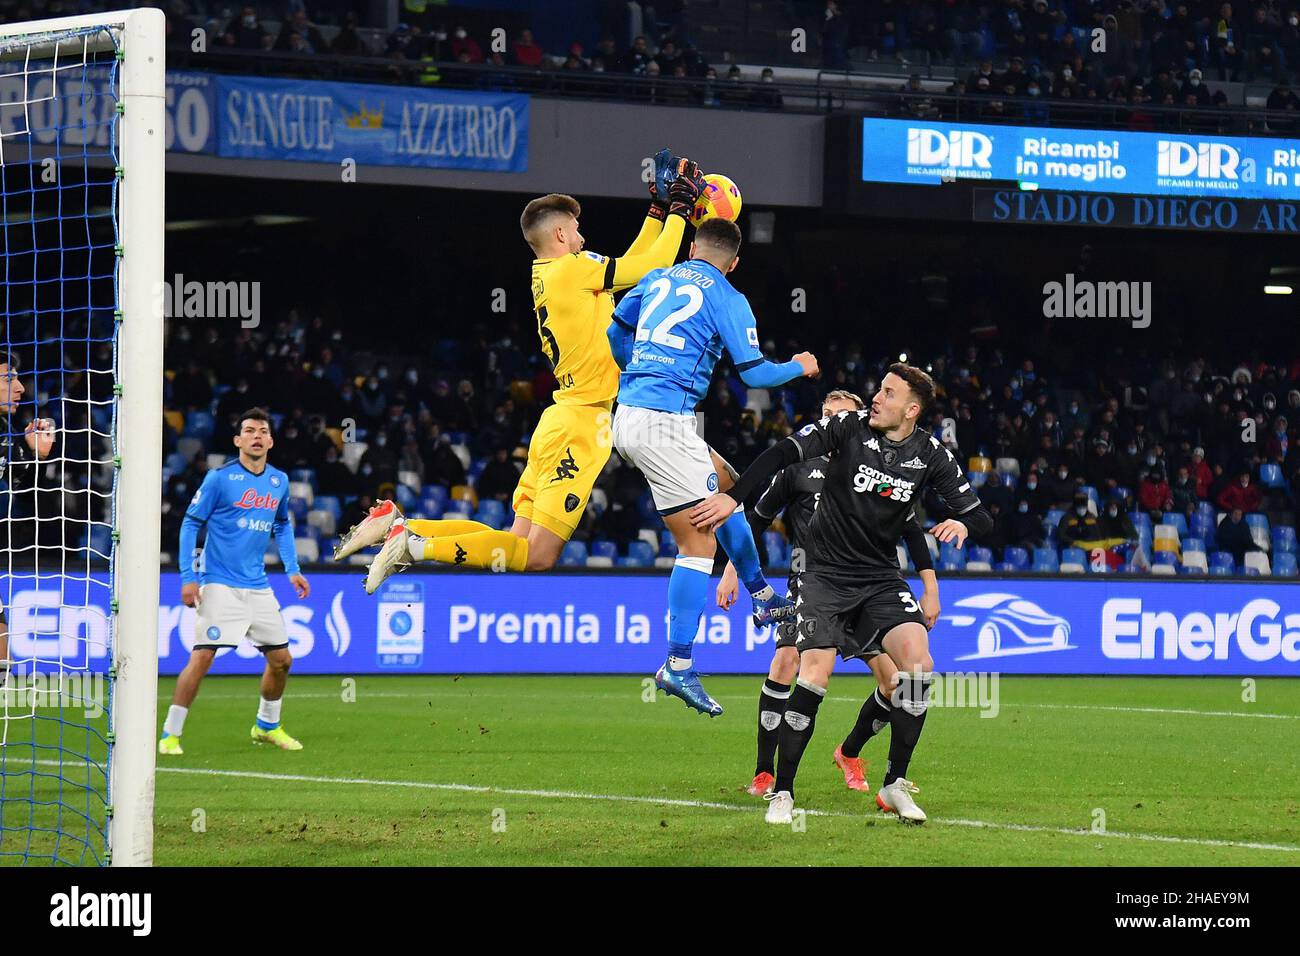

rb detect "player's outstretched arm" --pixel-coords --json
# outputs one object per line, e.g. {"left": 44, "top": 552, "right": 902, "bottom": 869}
{"left": 718, "top": 299, "right": 818, "bottom": 388}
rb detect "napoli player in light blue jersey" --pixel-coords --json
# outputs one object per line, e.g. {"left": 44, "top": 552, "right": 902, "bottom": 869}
{"left": 607, "top": 218, "right": 819, "bottom": 716}
{"left": 160, "top": 408, "right": 311, "bottom": 755}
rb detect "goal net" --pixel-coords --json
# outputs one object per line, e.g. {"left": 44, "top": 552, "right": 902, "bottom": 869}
{"left": 0, "top": 9, "right": 163, "bottom": 866}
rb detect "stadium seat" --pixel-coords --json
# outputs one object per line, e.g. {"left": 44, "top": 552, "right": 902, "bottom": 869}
{"left": 295, "top": 523, "right": 321, "bottom": 542}
{"left": 1153, "top": 538, "right": 1179, "bottom": 556}
{"left": 288, "top": 481, "right": 314, "bottom": 507}
{"left": 588, "top": 488, "right": 609, "bottom": 517}
{"left": 627, "top": 541, "right": 655, "bottom": 566}
{"left": 967, "top": 456, "right": 992, "bottom": 473}
{"left": 896, "top": 542, "right": 913, "bottom": 571}
{"left": 395, "top": 483, "right": 418, "bottom": 512}
{"left": 999, "top": 472, "right": 1018, "bottom": 491}
{"left": 1154, "top": 550, "right": 1178, "bottom": 567}
{"left": 1045, "top": 509, "right": 1066, "bottom": 530}
{"left": 1250, "top": 526, "right": 1272, "bottom": 553}
{"left": 559, "top": 541, "right": 587, "bottom": 567}
{"left": 637, "top": 528, "right": 659, "bottom": 553}
{"left": 1274, "top": 552, "right": 1298, "bottom": 577}
{"left": 967, "top": 546, "right": 993, "bottom": 565}
{"left": 943, "top": 559, "right": 967, "bottom": 572}
{"left": 290, "top": 468, "right": 317, "bottom": 490}
{"left": 466, "top": 458, "right": 488, "bottom": 487}
{"left": 164, "top": 451, "right": 189, "bottom": 475}
{"left": 1210, "top": 563, "right": 1233, "bottom": 576}
{"left": 1181, "top": 537, "right": 1205, "bottom": 553}
{"left": 477, "top": 499, "right": 507, "bottom": 525}
{"left": 182, "top": 410, "right": 215, "bottom": 440}
{"left": 994, "top": 457, "right": 1020, "bottom": 478}
{"left": 175, "top": 436, "right": 204, "bottom": 463}
{"left": 286, "top": 497, "right": 309, "bottom": 521}
{"left": 1243, "top": 551, "right": 1270, "bottom": 576}
{"left": 1001, "top": 546, "right": 1028, "bottom": 570}
{"left": 1182, "top": 550, "right": 1208, "bottom": 573}
{"left": 1153, "top": 525, "right": 1180, "bottom": 550}
{"left": 1245, "top": 513, "right": 1269, "bottom": 533}
{"left": 1130, "top": 512, "right": 1153, "bottom": 533}
{"left": 1209, "top": 551, "right": 1236, "bottom": 572}
{"left": 422, "top": 485, "right": 450, "bottom": 508}
{"left": 763, "top": 530, "right": 785, "bottom": 564}
{"left": 1178, "top": 562, "right": 1206, "bottom": 575}
{"left": 450, "top": 484, "right": 478, "bottom": 507}
{"left": 398, "top": 470, "right": 422, "bottom": 493}
{"left": 1080, "top": 486, "right": 1099, "bottom": 509}
{"left": 1032, "top": 547, "right": 1059, "bottom": 572}
{"left": 341, "top": 441, "right": 367, "bottom": 472}
{"left": 1060, "top": 548, "right": 1086, "bottom": 573}
{"left": 966, "top": 470, "right": 988, "bottom": 489}
{"left": 205, "top": 453, "right": 228, "bottom": 471}
{"left": 590, "top": 540, "right": 618, "bottom": 560}
{"left": 654, "top": 556, "right": 676, "bottom": 570}
{"left": 585, "top": 556, "right": 614, "bottom": 568}
{"left": 966, "top": 557, "right": 993, "bottom": 572}
{"left": 295, "top": 538, "right": 320, "bottom": 563}
{"left": 1272, "top": 526, "right": 1296, "bottom": 555}
{"left": 1151, "top": 562, "right": 1176, "bottom": 575}
{"left": 659, "top": 530, "right": 676, "bottom": 558}
{"left": 1191, "top": 516, "right": 1216, "bottom": 548}
{"left": 1161, "top": 513, "right": 1188, "bottom": 537}
{"left": 940, "top": 542, "right": 967, "bottom": 569}
{"left": 164, "top": 409, "right": 186, "bottom": 435}
{"left": 420, "top": 497, "right": 445, "bottom": 520}
{"left": 636, "top": 490, "right": 658, "bottom": 523}
{"left": 314, "top": 496, "right": 342, "bottom": 523}
{"left": 1195, "top": 501, "right": 1216, "bottom": 520}
{"left": 306, "top": 509, "right": 338, "bottom": 538}
{"left": 444, "top": 498, "right": 473, "bottom": 517}
{"left": 1260, "top": 463, "right": 1286, "bottom": 488}
{"left": 471, "top": 508, "right": 503, "bottom": 530}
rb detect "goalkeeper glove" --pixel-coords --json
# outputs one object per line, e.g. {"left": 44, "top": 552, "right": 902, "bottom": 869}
{"left": 647, "top": 147, "right": 680, "bottom": 221}
{"left": 667, "top": 159, "right": 707, "bottom": 220}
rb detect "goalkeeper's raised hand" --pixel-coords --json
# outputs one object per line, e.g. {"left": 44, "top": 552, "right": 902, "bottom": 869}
{"left": 667, "top": 159, "right": 707, "bottom": 220}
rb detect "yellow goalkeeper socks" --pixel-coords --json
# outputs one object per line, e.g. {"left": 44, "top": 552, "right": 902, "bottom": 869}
{"left": 406, "top": 518, "right": 491, "bottom": 540}
{"left": 428, "top": 530, "right": 529, "bottom": 571}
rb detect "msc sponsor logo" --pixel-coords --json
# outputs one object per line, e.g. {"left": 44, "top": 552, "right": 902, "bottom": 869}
{"left": 906, "top": 128, "right": 993, "bottom": 173}
{"left": 1102, "top": 597, "right": 1300, "bottom": 662}
{"left": 944, "top": 592, "right": 1074, "bottom": 660}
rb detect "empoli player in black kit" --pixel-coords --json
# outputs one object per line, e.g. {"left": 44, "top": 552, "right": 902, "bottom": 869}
{"left": 692, "top": 364, "right": 991, "bottom": 824}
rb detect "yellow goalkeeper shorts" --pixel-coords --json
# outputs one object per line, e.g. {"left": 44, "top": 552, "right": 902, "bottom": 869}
{"left": 511, "top": 401, "right": 612, "bottom": 541}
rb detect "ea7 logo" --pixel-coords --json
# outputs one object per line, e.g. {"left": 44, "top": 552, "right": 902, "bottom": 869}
{"left": 1157, "top": 140, "right": 1240, "bottom": 179}
{"left": 907, "top": 128, "right": 993, "bottom": 169}
{"left": 49, "top": 886, "right": 151, "bottom": 936}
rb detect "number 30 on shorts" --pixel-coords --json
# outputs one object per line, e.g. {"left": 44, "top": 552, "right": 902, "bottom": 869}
{"left": 898, "top": 591, "right": 920, "bottom": 613}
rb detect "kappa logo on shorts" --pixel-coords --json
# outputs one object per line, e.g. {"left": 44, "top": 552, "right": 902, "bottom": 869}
{"left": 453, "top": 543, "right": 468, "bottom": 565}
{"left": 564, "top": 493, "right": 580, "bottom": 513}
{"left": 550, "top": 447, "right": 580, "bottom": 482}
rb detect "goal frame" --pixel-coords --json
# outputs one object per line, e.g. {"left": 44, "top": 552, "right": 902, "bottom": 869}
{"left": 0, "top": 7, "right": 165, "bottom": 866}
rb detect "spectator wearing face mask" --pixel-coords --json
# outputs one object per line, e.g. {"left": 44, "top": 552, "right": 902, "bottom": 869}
{"left": 1216, "top": 469, "right": 1262, "bottom": 513}
{"left": 360, "top": 430, "right": 399, "bottom": 485}
{"left": 450, "top": 25, "right": 483, "bottom": 63}
{"left": 1188, "top": 446, "right": 1213, "bottom": 497}
{"left": 1097, "top": 498, "right": 1139, "bottom": 545}
{"left": 1181, "top": 68, "right": 1211, "bottom": 104}
{"left": 1138, "top": 467, "right": 1172, "bottom": 518}
{"left": 1047, "top": 461, "right": 1078, "bottom": 508}
{"left": 1266, "top": 415, "right": 1290, "bottom": 462}
{"left": 1058, "top": 493, "right": 1104, "bottom": 548}
{"left": 1170, "top": 465, "right": 1200, "bottom": 512}
{"left": 1010, "top": 496, "right": 1046, "bottom": 549}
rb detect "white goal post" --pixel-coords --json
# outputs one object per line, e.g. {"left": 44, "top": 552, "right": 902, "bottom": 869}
{"left": 0, "top": 7, "right": 165, "bottom": 866}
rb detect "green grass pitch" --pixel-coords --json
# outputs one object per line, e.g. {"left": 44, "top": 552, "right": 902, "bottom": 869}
{"left": 5, "top": 674, "right": 1300, "bottom": 865}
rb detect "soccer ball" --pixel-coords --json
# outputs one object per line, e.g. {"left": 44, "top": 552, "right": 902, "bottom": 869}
{"left": 692, "top": 173, "right": 742, "bottom": 225}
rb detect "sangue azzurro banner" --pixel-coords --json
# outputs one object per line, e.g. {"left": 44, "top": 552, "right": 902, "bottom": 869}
{"left": 216, "top": 75, "right": 528, "bottom": 171}
{"left": 4, "top": 572, "right": 1299, "bottom": 677}
{"left": 0, "top": 69, "right": 527, "bottom": 171}
{"left": 862, "top": 117, "right": 1300, "bottom": 200}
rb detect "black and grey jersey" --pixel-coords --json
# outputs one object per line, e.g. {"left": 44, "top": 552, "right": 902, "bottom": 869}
{"left": 753, "top": 456, "right": 828, "bottom": 550}
{"left": 0, "top": 415, "right": 30, "bottom": 489}
{"left": 788, "top": 409, "right": 984, "bottom": 578}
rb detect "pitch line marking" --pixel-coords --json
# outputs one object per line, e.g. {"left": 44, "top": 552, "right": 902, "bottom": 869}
{"left": 149, "top": 690, "right": 1300, "bottom": 720}
{"left": 62, "top": 761, "right": 1295, "bottom": 855}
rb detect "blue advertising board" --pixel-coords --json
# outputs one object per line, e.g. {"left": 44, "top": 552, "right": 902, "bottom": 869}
{"left": 215, "top": 75, "right": 528, "bottom": 172}
{"left": 862, "top": 117, "right": 1300, "bottom": 200}
{"left": 3, "top": 572, "right": 1298, "bottom": 677}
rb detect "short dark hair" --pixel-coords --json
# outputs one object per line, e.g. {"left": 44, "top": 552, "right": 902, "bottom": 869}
{"left": 0, "top": 350, "right": 18, "bottom": 372}
{"left": 694, "top": 217, "right": 742, "bottom": 260}
{"left": 520, "top": 193, "right": 581, "bottom": 252}
{"left": 887, "top": 362, "right": 936, "bottom": 414}
{"left": 239, "top": 407, "right": 272, "bottom": 431}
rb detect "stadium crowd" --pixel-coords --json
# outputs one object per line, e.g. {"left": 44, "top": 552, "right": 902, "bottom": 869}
{"left": 152, "top": 307, "right": 1300, "bottom": 576}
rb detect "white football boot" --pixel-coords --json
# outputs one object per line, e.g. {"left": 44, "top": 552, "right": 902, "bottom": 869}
{"left": 876, "top": 778, "right": 927, "bottom": 824}
{"left": 364, "top": 519, "right": 412, "bottom": 594}
{"left": 334, "top": 499, "right": 402, "bottom": 560}
{"left": 764, "top": 790, "right": 795, "bottom": 825}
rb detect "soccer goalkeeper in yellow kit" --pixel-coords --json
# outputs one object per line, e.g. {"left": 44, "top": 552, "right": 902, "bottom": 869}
{"left": 335, "top": 151, "right": 709, "bottom": 592}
